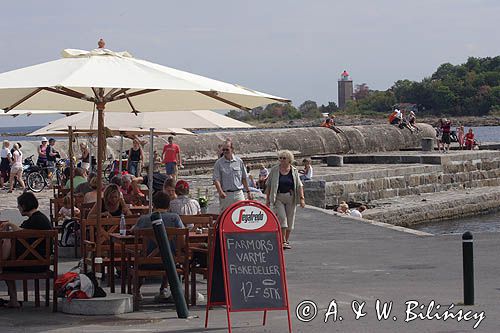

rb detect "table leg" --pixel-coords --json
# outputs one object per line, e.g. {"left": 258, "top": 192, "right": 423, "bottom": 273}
{"left": 110, "top": 237, "right": 115, "bottom": 293}
{"left": 120, "top": 241, "right": 126, "bottom": 294}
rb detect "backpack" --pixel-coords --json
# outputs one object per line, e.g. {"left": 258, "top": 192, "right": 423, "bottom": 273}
{"left": 59, "top": 219, "right": 78, "bottom": 247}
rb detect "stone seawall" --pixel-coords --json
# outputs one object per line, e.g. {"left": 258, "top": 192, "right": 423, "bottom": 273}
{"left": 304, "top": 151, "right": 500, "bottom": 209}
{"left": 16, "top": 123, "right": 435, "bottom": 171}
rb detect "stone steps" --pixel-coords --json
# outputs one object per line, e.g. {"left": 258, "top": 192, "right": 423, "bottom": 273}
{"left": 303, "top": 151, "right": 500, "bottom": 208}
{"left": 362, "top": 186, "right": 500, "bottom": 226}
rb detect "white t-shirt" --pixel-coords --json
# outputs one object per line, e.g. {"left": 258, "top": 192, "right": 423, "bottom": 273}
{"left": 0, "top": 147, "right": 11, "bottom": 159}
{"left": 350, "top": 209, "right": 362, "bottom": 218}
{"left": 12, "top": 150, "right": 22, "bottom": 167}
{"left": 305, "top": 166, "right": 313, "bottom": 179}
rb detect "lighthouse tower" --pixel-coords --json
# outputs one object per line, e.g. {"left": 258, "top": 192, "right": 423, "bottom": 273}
{"left": 338, "top": 70, "right": 353, "bottom": 109}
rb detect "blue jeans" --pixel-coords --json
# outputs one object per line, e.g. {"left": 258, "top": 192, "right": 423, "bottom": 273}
{"left": 128, "top": 161, "right": 140, "bottom": 177}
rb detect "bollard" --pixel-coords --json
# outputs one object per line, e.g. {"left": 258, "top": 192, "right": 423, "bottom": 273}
{"left": 151, "top": 212, "right": 189, "bottom": 318}
{"left": 462, "top": 231, "right": 474, "bottom": 305}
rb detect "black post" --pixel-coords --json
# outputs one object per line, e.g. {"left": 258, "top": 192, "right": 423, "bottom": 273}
{"left": 462, "top": 231, "right": 474, "bottom": 305}
{"left": 151, "top": 212, "right": 189, "bottom": 318}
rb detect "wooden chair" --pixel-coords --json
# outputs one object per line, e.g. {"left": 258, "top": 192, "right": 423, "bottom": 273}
{"left": 190, "top": 226, "right": 214, "bottom": 306}
{"left": 179, "top": 215, "right": 214, "bottom": 231}
{"left": 0, "top": 230, "right": 58, "bottom": 312}
{"left": 81, "top": 216, "right": 137, "bottom": 285}
{"left": 127, "top": 227, "right": 190, "bottom": 310}
{"left": 49, "top": 197, "right": 65, "bottom": 228}
{"left": 197, "top": 213, "right": 220, "bottom": 223}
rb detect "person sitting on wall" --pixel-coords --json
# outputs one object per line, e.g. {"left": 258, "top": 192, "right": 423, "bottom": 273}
{"left": 350, "top": 205, "right": 366, "bottom": 218}
{"left": 299, "top": 158, "right": 313, "bottom": 181}
{"left": 336, "top": 201, "right": 351, "bottom": 215}
{"left": 388, "top": 109, "right": 402, "bottom": 125}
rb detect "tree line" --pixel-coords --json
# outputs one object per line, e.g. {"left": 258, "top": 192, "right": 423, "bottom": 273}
{"left": 227, "top": 56, "right": 499, "bottom": 121}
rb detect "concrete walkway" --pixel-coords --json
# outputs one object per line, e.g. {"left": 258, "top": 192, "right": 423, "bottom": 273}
{"left": 0, "top": 207, "right": 498, "bottom": 332}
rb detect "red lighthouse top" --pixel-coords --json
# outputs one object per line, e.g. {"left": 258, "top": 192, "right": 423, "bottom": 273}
{"left": 341, "top": 70, "right": 350, "bottom": 80}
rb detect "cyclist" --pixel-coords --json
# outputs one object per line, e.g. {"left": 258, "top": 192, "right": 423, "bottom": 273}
{"left": 36, "top": 137, "right": 49, "bottom": 167}
{"left": 46, "top": 138, "right": 60, "bottom": 185}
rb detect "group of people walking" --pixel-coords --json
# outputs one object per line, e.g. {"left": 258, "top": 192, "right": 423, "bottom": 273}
{"left": 1, "top": 140, "right": 25, "bottom": 192}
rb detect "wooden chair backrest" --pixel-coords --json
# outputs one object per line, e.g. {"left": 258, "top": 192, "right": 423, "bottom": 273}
{"left": 49, "top": 197, "right": 65, "bottom": 225}
{"left": 132, "top": 227, "right": 189, "bottom": 267}
{"left": 0, "top": 230, "right": 58, "bottom": 269}
{"left": 179, "top": 215, "right": 213, "bottom": 229}
{"left": 81, "top": 216, "right": 137, "bottom": 256}
{"left": 197, "top": 213, "right": 220, "bottom": 223}
{"left": 79, "top": 202, "right": 95, "bottom": 220}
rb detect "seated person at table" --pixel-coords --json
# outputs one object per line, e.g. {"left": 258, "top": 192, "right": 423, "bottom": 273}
{"left": 88, "top": 184, "right": 131, "bottom": 218}
{"left": 132, "top": 163, "right": 167, "bottom": 196}
{"left": 65, "top": 167, "right": 87, "bottom": 189}
{"left": 58, "top": 195, "right": 80, "bottom": 222}
{"left": 162, "top": 178, "right": 177, "bottom": 200}
{"left": 83, "top": 175, "right": 99, "bottom": 204}
{"left": 75, "top": 172, "right": 97, "bottom": 196}
{"left": 0, "top": 192, "right": 53, "bottom": 308}
{"left": 169, "top": 180, "right": 201, "bottom": 215}
{"left": 120, "top": 174, "right": 145, "bottom": 205}
{"left": 131, "top": 191, "right": 184, "bottom": 301}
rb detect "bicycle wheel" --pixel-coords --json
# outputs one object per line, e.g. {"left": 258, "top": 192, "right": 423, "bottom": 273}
{"left": 27, "top": 172, "right": 46, "bottom": 192}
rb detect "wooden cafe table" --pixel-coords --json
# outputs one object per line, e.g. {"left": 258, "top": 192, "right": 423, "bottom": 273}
{"left": 109, "top": 229, "right": 210, "bottom": 293}
{"left": 109, "top": 232, "right": 134, "bottom": 294}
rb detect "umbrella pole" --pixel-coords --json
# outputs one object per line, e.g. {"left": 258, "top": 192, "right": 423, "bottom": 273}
{"left": 148, "top": 128, "right": 154, "bottom": 214}
{"left": 68, "top": 126, "right": 75, "bottom": 218}
{"left": 119, "top": 134, "right": 123, "bottom": 174}
{"left": 96, "top": 100, "right": 105, "bottom": 257}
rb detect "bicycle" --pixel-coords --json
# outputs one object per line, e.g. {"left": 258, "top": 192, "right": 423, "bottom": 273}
{"left": 25, "top": 158, "right": 66, "bottom": 192}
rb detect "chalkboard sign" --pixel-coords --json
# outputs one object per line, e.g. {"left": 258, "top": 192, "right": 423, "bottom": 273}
{"left": 224, "top": 232, "right": 285, "bottom": 310}
{"left": 205, "top": 200, "right": 291, "bottom": 333}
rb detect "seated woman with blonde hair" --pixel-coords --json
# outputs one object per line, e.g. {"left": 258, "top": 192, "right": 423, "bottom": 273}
{"left": 88, "top": 184, "right": 131, "bottom": 218}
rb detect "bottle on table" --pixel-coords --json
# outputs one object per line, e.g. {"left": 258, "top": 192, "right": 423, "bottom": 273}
{"left": 119, "top": 213, "right": 126, "bottom": 236}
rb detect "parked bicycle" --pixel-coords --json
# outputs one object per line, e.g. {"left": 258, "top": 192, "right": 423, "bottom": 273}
{"left": 23, "top": 155, "right": 66, "bottom": 192}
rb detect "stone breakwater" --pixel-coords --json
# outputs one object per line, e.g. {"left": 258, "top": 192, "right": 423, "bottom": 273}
{"left": 304, "top": 150, "right": 500, "bottom": 226}
{"left": 14, "top": 123, "right": 435, "bottom": 171}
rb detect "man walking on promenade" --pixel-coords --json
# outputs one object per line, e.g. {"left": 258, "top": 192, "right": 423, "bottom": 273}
{"left": 162, "top": 136, "right": 182, "bottom": 180}
{"left": 213, "top": 141, "right": 252, "bottom": 212}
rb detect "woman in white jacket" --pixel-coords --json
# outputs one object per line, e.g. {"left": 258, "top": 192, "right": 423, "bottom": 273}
{"left": 265, "top": 150, "right": 305, "bottom": 249}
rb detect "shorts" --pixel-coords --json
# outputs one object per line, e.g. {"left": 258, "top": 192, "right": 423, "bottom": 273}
{"left": 165, "top": 162, "right": 177, "bottom": 175}
{"left": 10, "top": 166, "right": 23, "bottom": 178}
{"left": 441, "top": 132, "right": 451, "bottom": 145}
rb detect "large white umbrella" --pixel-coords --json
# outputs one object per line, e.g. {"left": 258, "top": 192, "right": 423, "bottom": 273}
{"left": 27, "top": 112, "right": 195, "bottom": 137}
{"left": 0, "top": 45, "right": 289, "bottom": 253}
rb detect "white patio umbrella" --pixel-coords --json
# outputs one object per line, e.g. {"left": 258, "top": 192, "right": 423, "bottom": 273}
{"left": 0, "top": 44, "right": 289, "bottom": 253}
{"left": 0, "top": 110, "right": 82, "bottom": 116}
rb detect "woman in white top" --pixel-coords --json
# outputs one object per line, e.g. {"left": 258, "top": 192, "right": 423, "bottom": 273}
{"left": 0, "top": 140, "right": 12, "bottom": 188}
{"left": 8, "top": 143, "right": 25, "bottom": 193}
{"left": 299, "top": 158, "right": 313, "bottom": 181}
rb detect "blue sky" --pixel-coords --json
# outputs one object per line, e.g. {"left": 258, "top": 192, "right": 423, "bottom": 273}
{"left": 0, "top": 0, "right": 499, "bottom": 126}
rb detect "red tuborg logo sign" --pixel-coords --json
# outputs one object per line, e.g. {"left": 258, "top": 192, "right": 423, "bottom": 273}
{"left": 231, "top": 205, "right": 268, "bottom": 230}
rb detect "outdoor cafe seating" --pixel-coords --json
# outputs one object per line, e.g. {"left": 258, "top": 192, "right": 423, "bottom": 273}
{"left": 0, "top": 230, "right": 59, "bottom": 312}
{"left": 126, "top": 227, "right": 191, "bottom": 310}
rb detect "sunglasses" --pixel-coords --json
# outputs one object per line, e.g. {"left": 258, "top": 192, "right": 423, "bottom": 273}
{"left": 279, "top": 157, "right": 287, "bottom": 160}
